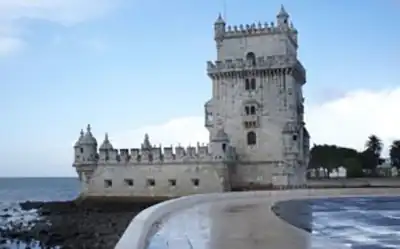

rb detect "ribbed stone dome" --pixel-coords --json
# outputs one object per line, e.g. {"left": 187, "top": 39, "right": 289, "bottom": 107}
{"left": 80, "top": 124, "right": 97, "bottom": 145}
{"left": 99, "top": 133, "right": 113, "bottom": 150}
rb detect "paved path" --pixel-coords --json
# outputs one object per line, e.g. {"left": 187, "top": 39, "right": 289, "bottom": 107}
{"left": 147, "top": 197, "right": 344, "bottom": 249}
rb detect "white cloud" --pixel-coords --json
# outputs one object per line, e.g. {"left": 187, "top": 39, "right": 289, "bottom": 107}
{"left": 110, "top": 87, "right": 400, "bottom": 157}
{"left": 0, "top": 0, "right": 117, "bottom": 56}
{"left": 111, "top": 117, "right": 209, "bottom": 149}
{"left": 306, "top": 88, "right": 400, "bottom": 155}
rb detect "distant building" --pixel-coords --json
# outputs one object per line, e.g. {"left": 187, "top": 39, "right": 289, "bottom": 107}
{"left": 72, "top": 5, "right": 310, "bottom": 198}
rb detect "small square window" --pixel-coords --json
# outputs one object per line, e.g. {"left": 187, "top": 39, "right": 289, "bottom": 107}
{"left": 191, "top": 178, "right": 199, "bottom": 187}
{"left": 168, "top": 179, "right": 176, "bottom": 187}
{"left": 104, "top": 179, "right": 112, "bottom": 188}
{"left": 147, "top": 178, "right": 155, "bottom": 187}
{"left": 124, "top": 179, "right": 134, "bottom": 187}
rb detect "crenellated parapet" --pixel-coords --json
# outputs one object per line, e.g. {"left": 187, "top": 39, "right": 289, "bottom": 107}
{"left": 97, "top": 143, "right": 217, "bottom": 165}
{"left": 223, "top": 22, "right": 296, "bottom": 39}
{"left": 207, "top": 55, "right": 305, "bottom": 81}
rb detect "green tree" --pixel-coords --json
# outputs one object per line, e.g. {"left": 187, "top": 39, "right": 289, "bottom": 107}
{"left": 309, "top": 144, "right": 361, "bottom": 178}
{"left": 390, "top": 140, "right": 400, "bottom": 169}
{"left": 365, "top": 134, "right": 383, "bottom": 155}
{"left": 363, "top": 134, "right": 383, "bottom": 175}
{"left": 343, "top": 157, "right": 363, "bottom": 178}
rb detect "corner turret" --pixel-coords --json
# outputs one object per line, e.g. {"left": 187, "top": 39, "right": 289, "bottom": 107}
{"left": 214, "top": 13, "right": 225, "bottom": 51}
{"left": 79, "top": 124, "right": 98, "bottom": 163}
{"left": 74, "top": 129, "right": 84, "bottom": 162}
{"left": 211, "top": 128, "right": 230, "bottom": 159}
{"left": 276, "top": 5, "right": 290, "bottom": 29}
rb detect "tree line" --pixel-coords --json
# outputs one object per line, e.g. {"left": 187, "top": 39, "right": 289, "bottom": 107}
{"left": 308, "top": 135, "right": 400, "bottom": 178}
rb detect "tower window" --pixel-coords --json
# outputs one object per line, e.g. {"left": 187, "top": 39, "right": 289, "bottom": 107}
{"left": 250, "top": 106, "right": 256, "bottom": 115}
{"left": 245, "top": 105, "right": 257, "bottom": 115}
{"left": 245, "top": 78, "right": 256, "bottom": 91}
{"left": 250, "top": 79, "right": 256, "bottom": 90}
{"left": 245, "top": 106, "right": 250, "bottom": 115}
{"left": 222, "top": 143, "right": 226, "bottom": 152}
{"left": 292, "top": 135, "right": 297, "bottom": 141}
{"left": 247, "top": 131, "right": 257, "bottom": 145}
{"left": 104, "top": 179, "right": 112, "bottom": 188}
{"left": 191, "top": 178, "right": 200, "bottom": 187}
{"left": 80, "top": 148, "right": 84, "bottom": 153}
{"left": 124, "top": 179, "right": 134, "bottom": 187}
{"left": 147, "top": 178, "right": 155, "bottom": 187}
{"left": 246, "top": 52, "right": 256, "bottom": 66}
{"left": 168, "top": 179, "right": 177, "bottom": 187}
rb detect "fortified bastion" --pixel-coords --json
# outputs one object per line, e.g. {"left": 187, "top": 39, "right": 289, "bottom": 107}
{"left": 72, "top": 5, "right": 310, "bottom": 198}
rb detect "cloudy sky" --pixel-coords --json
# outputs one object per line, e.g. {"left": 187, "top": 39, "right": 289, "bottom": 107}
{"left": 1, "top": 0, "right": 399, "bottom": 176}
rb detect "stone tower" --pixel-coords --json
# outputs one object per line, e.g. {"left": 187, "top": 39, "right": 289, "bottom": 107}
{"left": 206, "top": 5, "right": 310, "bottom": 188}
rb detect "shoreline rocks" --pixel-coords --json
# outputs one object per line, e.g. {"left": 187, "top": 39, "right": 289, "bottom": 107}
{"left": 0, "top": 198, "right": 164, "bottom": 249}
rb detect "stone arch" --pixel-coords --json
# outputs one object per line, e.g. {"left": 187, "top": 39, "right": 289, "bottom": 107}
{"left": 246, "top": 52, "right": 256, "bottom": 66}
{"left": 247, "top": 131, "right": 257, "bottom": 145}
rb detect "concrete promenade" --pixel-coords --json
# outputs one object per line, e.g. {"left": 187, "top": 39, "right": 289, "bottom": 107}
{"left": 115, "top": 188, "right": 400, "bottom": 249}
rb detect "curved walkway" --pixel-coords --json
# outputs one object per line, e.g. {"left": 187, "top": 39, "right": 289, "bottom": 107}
{"left": 147, "top": 200, "right": 344, "bottom": 249}
{"left": 116, "top": 188, "right": 400, "bottom": 249}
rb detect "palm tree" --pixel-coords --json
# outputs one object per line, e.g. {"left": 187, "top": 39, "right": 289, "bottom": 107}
{"left": 365, "top": 134, "right": 383, "bottom": 155}
{"left": 364, "top": 135, "right": 383, "bottom": 175}
{"left": 390, "top": 140, "right": 400, "bottom": 169}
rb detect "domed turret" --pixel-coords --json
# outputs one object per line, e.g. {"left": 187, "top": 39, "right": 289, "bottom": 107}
{"left": 211, "top": 128, "right": 230, "bottom": 159}
{"left": 74, "top": 129, "right": 84, "bottom": 148}
{"left": 214, "top": 13, "right": 225, "bottom": 47}
{"left": 78, "top": 124, "right": 98, "bottom": 163}
{"left": 141, "top": 133, "right": 152, "bottom": 150}
{"left": 81, "top": 124, "right": 97, "bottom": 146}
{"left": 276, "top": 4, "right": 290, "bottom": 29}
{"left": 100, "top": 133, "right": 113, "bottom": 150}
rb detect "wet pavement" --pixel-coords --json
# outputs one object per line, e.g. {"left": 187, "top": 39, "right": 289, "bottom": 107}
{"left": 147, "top": 198, "right": 345, "bottom": 249}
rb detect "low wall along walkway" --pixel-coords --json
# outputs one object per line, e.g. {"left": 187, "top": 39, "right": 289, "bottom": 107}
{"left": 114, "top": 188, "right": 400, "bottom": 249}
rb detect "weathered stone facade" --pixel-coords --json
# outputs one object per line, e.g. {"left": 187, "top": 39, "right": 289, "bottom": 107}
{"left": 72, "top": 5, "right": 310, "bottom": 198}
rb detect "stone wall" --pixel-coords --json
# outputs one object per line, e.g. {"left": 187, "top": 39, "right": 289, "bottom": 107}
{"left": 82, "top": 162, "right": 228, "bottom": 198}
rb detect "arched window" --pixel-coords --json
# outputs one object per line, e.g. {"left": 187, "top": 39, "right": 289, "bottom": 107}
{"left": 250, "top": 78, "right": 256, "bottom": 90}
{"left": 246, "top": 52, "right": 256, "bottom": 66}
{"left": 245, "top": 106, "right": 250, "bottom": 115}
{"left": 247, "top": 131, "right": 256, "bottom": 145}
{"left": 222, "top": 143, "right": 226, "bottom": 152}
{"left": 250, "top": 106, "right": 256, "bottom": 115}
{"left": 245, "top": 79, "right": 250, "bottom": 90}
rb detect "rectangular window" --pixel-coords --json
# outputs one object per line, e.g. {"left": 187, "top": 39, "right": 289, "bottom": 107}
{"left": 124, "top": 179, "right": 134, "bottom": 187}
{"left": 147, "top": 178, "right": 155, "bottom": 187}
{"left": 168, "top": 179, "right": 177, "bottom": 187}
{"left": 104, "top": 179, "right": 112, "bottom": 188}
{"left": 191, "top": 178, "right": 200, "bottom": 187}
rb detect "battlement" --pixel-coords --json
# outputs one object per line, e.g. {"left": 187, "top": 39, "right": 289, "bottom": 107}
{"left": 222, "top": 22, "right": 297, "bottom": 39}
{"left": 207, "top": 55, "right": 305, "bottom": 74}
{"left": 96, "top": 143, "right": 222, "bottom": 165}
